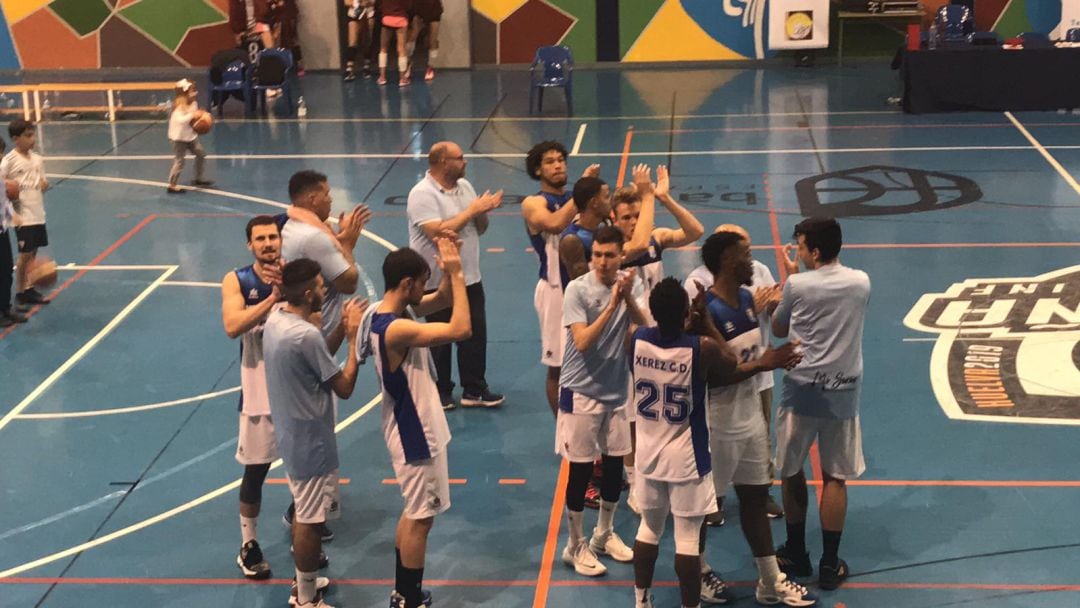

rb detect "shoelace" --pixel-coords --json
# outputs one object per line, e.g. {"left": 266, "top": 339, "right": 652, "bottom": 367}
{"left": 779, "top": 577, "right": 810, "bottom": 595}
{"left": 703, "top": 572, "right": 727, "bottom": 593}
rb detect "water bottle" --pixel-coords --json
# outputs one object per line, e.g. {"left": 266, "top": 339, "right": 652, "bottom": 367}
{"left": 928, "top": 21, "right": 938, "bottom": 50}
{"left": 297, "top": 96, "right": 307, "bottom": 118}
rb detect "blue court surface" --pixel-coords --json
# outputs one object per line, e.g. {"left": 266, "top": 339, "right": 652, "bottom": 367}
{"left": 1, "top": 64, "right": 1079, "bottom": 608}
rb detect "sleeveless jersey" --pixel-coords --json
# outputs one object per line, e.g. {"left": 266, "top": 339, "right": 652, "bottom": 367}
{"left": 705, "top": 288, "right": 766, "bottom": 440}
{"left": 371, "top": 312, "right": 452, "bottom": 465}
{"left": 236, "top": 264, "right": 274, "bottom": 416}
{"left": 559, "top": 222, "right": 596, "bottom": 290}
{"left": 528, "top": 191, "right": 573, "bottom": 287}
{"left": 631, "top": 327, "right": 710, "bottom": 481}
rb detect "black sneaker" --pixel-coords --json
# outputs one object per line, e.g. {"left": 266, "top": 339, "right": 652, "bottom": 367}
{"left": 289, "top": 575, "right": 331, "bottom": 606}
{"left": 316, "top": 522, "right": 334, "bottom": 543}
{"left": 440, "top": 391, "right": 456, "bottom": 411}
{"left": 460, "top": 389, "right": 504, "bottom": 408}
{"left": 705, "top": 497, "right": 725, "bottom": 527}
{"left": 818, "top": 557, "right": 849, "bottom": 590}
{"left": 776, "top": 543, "right": 813, "bottom": 578}
{"left": 283, "top": 504, "right": 334, "bottom": 542}
{"left": 765, "top": 494, "right": 785, "bottom": 519}
{"left": 0, "top": 308, "right": 27, "bottom": 326}
{"left": 283, "top": 502, "right": 295, "bottom": 527}
{"left": 344, "top": 68, "right": 356, "bottom": 82}
{"left": 192, "top": 179, "right": 215, "bottom": 187}
{"left": 15, "top": 289, "right": 48, "bottom": 306}
{"left": 236, "top": 539, "right": 272, "bottom": 579}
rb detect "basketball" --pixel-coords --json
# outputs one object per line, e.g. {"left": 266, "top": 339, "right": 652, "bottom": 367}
{"left": 28, "top": 256, "right": 57, "bottom": 289}
{"left": 191, "top": 110, "right": 213, "bottom": 135}
{"left": 5, "top": 179, "right": 18, "bottom": 201}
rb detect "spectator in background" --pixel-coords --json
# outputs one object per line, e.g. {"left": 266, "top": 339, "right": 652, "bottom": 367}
{"left": 407, "top": 0, "right": 442, "bottom": 81}
{"left": 0, "top": 137, "right": 27, "bottom": 327}
{"left": 271, "top": 0, "right": 305, "bottom": 76}
{"left": 378, "top": 0, "right": 412, "bottom": 87}
{"left": 343, "top": 0, "right": 376, "bottom": 81}
{"left": 230, "top": 0, "right": 275, "bottom": 53}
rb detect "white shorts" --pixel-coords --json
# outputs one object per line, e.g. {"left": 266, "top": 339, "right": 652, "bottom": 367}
{"left": 534, "top": 279, "right": 565, "bottom": 367}
{"left": 392, "top": 450, "right": 451, "bottom": 520}
{"left": 286, "top": 470, "right": 341, "bottom": 525}
{"left": 623, "top": 377, "right": 636, "bottom": 423}
{"left": 235, "top": 414, "right": 278, "bottom": 465}
{"left": 555, "top": 402, "right": 632, "bottom": 463}
{"left": 775, "top": 407, "right": 865, "bottom": 480}
{"left": 710, "top": 427, "right": 773, "bottom": 497}
{"left": 633, "top": 474, "right": 718, "bottom": 518}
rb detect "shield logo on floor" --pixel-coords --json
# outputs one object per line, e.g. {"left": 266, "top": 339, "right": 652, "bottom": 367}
{"left": 903, "top": 265, "right": 1080, "bottom": 425}
{"left": 795, "top": 165, "right": 982, "bottom": 217}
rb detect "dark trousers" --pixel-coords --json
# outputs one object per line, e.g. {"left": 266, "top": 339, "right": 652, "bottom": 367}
{"left": 0, "top": 229, "right": 12, "bottom": 310}
{"left": 425, "top": 281, "right": 488, "bottom": 396}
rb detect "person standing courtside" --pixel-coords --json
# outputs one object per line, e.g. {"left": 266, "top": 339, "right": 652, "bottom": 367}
{"left": 520, "top": 140, "right": 595, "bottom": 416}
{"left": 772, "top": 217, "right": 871, "bottom": 591}
{"left": 0, "top": 138, "right": 26, "bottom": 327}
{"left": 406, "top": 141, "right": 503, "bottom": 410}
{"left": 264, "top": 259, "right": 366, "bottom": 608}
{"left": 221, "top": 215, "right": 284, "bottom": 580}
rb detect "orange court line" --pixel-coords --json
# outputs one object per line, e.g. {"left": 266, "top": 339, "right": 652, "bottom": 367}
{"left": 266, "top": 478, "right": 350, "bottom": 485}
{"left": 499, "top": 479, "right": 527, "bottom": 485}
{"left": 532, "top": 459, "right": 570, "bottom": 608}
{"left": 381, "top": 478, "right": 468, "bottom": 485}
{"left": 486, "top": 247, "right": 505, "bottom": 253}
{"left": 0, "top": 214, "right": 157, "bottom": 341}
{"left": 615, "top": 127, "right": 634, "bottom": 187}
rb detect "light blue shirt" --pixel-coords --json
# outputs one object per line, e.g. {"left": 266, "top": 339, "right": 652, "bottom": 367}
{"left": 263, "top": 309, "right": 342, "bottom": 479}
{"left": 560, "top": 270, "right": 645, "bottom": 407}
{"left": 407, "top": 172, "right": 482, "bottom": 290}
{"left": 281, "top": 220, "right": 353, "bottom": 339}
{"left": 774, "top": 262, "right": 871, "bottom": 419}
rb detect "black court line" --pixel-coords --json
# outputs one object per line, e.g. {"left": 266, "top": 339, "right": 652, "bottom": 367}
{"left": 468, "top": 93, "right": 507, "bottom": 152}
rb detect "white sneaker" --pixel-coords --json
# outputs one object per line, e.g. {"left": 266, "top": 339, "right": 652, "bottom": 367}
{"left": 701, "top": 569, "right": 736, "bottom": 604}
{"left": 755, "top": 573, "right": 818, "bottom": 606}
{"left": 635, "top": 593, "right": 655, "bottom": 608}
{"left": 289, "top": 577, "right": 331, "bottom": 606}
{"left": 561, "top": 541, "right": 607, "bottom": 576}
{"left": 590, "top": 530, "right": 634, "bottom": 563}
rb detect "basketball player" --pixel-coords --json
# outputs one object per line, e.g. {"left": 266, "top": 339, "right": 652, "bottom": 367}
{"left": 361, "top": 238, "right": 468, "bottom": 608}
{"left": 221, "top": 215, "right": 283, "bottom": 580}
{"left": 699, "top": 231, "right": 816, "bottom": 606}
{"left": 630, "top": 278, "right": 736, "bottom": 608}
{"left": 264, "top": 259, "right": 366, "bottom": 608}
{"left": 685, "top": 223, "right": 785, "bottom": 525}
{"left": 612, "top": 164, "right": 704, "bottom": 512}
{"left": 558, "top": 226, "right": 646, "bottom": 577}
{"left": 521, "top": 140, "right": 596, "bottom": 416}
{"left": 773, "top": 217, "right": 870, "bottom": 591}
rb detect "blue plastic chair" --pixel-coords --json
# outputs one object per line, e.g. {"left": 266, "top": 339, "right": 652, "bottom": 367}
{"left": 934, "top": 5, "right": 973, "bottom": 43}
{"left": 1067, "top": 28, "right": 1080, "bottom": 43}
{"left": 251, "top": 48, "right": 295, "bottom": 115}
{"left": 530, "top": 46, "right": 573, "bottom": 115}
{"left": 208, "top": 49, "right": 252, "bottom": 117}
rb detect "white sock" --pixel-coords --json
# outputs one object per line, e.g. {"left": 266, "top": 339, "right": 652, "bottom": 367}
{"left": 429, "top": 48, "right": 438, "bottom": 60}
{"left": 240, "top": 515, "right": 257, "bottom": 544}
{"left": 755, "top": 555, "right": 781, "bottom": 586}
{"left": 398, "top": 56, "right": 408, "bottom": 75}
{"left": 378, "top": 51, "right": 387, "bottom": 69}
{"left": 595, "top": 499, "right": 617, "bottom": 537}
{"left": 635, "top": 586, "right": 650, "bottom": 602}
{"left": 567, "top": 509, "right": 584, "bottom": 546}
{"left": 296, "top": 568, "right": 318, "bottom": 604}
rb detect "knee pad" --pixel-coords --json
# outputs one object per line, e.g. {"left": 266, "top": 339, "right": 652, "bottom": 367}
{"left": 673, "top": 515, "right": 705, "bottom": 556}
{"left": 239, "top": 463, "right": 271, "bottom": 504}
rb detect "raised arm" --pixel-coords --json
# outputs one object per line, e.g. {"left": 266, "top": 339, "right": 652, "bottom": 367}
{"left": 329, "top": 298, "right": 368, "bottom": 399}
{"left": 387, "top": 238, "right": 472, "bottom": 351}
{"left": 221, "top": 269, "right": 281, "bottom": 339}
{"left": 522, "top": 194, "right": 578, "bottom": 235}
{"left": 623, "top": 164, "right": 656, "bottom": 261}
{"left": 652, "top": 166, "right": 705, "bottom": 249}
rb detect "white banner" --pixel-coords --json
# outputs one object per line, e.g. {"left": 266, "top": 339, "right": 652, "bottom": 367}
{"left": 1055, "top": 1, "right": 1080, "bottom": 39}
{"left": 768, "top": 0, "right": 830, "bottom": 49}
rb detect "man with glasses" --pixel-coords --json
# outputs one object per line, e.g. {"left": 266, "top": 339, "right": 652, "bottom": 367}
{"left": 406, "top": 141, "right": 504, "bottom": 410}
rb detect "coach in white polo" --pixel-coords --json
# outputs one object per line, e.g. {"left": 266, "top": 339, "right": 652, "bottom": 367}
{"left": 406, "top": 141, "right": 503, "bottom": 410}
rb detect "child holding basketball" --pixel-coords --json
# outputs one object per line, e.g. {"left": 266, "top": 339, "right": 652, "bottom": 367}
{"left": 166, "top": 79, "right": 213, "bottom": 194}
{"left": 1, "top": 120, "right": 50, "bottom": 308}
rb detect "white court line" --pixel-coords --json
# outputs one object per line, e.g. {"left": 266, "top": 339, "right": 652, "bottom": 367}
{"left": 571, "top": 123, "right": 587, "bottom": 156}
{"left": 47, "top": 145, "right": 1066, "bottom": 162}
{"left": 0, "top": 393, "right": 381, "bottom": 578}
{"left": 902, "top": 338, "right": 938, "bottom": 342}
{"left": 15, "top": 386, "right": 241, "bottom": 419}
{"left": 161, "top": 280, "right": 220, "bottom": 288}
{"left": 59, "top": 264, "right": 175, "bottom": 271}
{"left": 1005, "top": 111, "right": 1080, "bottom": 199}
{"left": 0, "top": 266, "right": 177, "bottom": 435}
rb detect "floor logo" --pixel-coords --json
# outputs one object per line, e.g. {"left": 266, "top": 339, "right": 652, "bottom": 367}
{"left": 903, "top": 265, "right": 1080, "bottom": 425}
{"left": 796, "top": 165, "right": 981, "bottom": 217}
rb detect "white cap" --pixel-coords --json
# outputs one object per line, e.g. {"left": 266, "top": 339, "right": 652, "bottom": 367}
{"left": 175, "top": 78, "right": 195, "bottom": 92}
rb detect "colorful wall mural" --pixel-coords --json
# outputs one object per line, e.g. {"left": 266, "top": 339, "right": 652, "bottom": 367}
{"left": 0, "top": 0, "right": 234, "bottom": 69}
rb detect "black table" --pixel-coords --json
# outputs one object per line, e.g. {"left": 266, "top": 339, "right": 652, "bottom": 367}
{"left": 901, "top": 47, "right": 1080, "bottom": 113}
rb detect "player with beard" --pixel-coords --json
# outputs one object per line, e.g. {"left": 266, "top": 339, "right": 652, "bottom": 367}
{"left": 521, "top": 140, "right": 598, "bottom": 416}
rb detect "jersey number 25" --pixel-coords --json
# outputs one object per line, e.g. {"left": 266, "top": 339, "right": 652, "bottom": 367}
{"left": 636, "top": 379, "right": 690, "bottom": 424}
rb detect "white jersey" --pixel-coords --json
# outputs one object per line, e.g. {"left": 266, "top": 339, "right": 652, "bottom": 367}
{"left": 705, "top": 288, "right": 767, "bottom": 440}
{"left": 0, "top": 149, "right": 45, "bottom": 225}
{"left": 370, "top": 311, "right": 452, "bottom": 465}
{"left": 631, "top": 327, "right": 711, "bottom": 482}
{"left": 235, "top": 265, "right": 273, "bottom": 416}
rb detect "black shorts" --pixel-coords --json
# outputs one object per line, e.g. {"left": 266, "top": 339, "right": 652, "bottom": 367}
{"left": 411, "top": 0, "right": 442, "bottom": 23}
{"left": 16, "top": 224, "right": 47, "bottom": 253}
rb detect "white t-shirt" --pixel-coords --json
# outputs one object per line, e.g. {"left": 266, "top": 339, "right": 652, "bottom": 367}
{"left": 0, "top": 149, "right": 45, "bottom": 226}
{"left": 773, "top": 262, "right": 871, "bottom": 419}
{"left": 281, "top": 220, "right": 354, "bottom": 340}
{"left": 168, "top": 103, "right": 199, "bottom": 142}
{"left": 407, "top": 172, "right": 482, "bottom": 289}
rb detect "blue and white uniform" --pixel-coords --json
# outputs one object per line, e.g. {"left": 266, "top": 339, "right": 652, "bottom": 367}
{"left": 530, "top": 191, "right": 573, "bottom": 367}
{"left": 233, "top": 264, "right": 278, "bottom": 465}
{"left": 370, "top": 311, "right": 452, "bottom": 519}
{"left": 705, "top": 288, "right": 772, "bottom": 494}
{"left": 630, "top": 327, "right": 717, "bottom": 518}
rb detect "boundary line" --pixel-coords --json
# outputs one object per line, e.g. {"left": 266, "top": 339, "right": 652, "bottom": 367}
{"left": 15, "top": 386, "right": 241, "bottom": 419}
{"left": 1005, "top": 111, "right": 1080, "bottom": 198}
{"left": 570, "top": 123, "right": 587, "bottom": 156}
{"left": 531, "top": 460, "right": 570, "bottom": 608}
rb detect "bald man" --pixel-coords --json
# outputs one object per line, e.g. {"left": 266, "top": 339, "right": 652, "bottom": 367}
{"left": 407, "top": 141, "right": 505, "bottom": 410}
{"left": 685, "top": 224, "right": 787, "bottom": 523}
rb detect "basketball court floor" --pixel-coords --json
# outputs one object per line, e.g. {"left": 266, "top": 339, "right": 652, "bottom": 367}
{"left": 1, "top": 64, "right": 1079, "bottom": 608}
